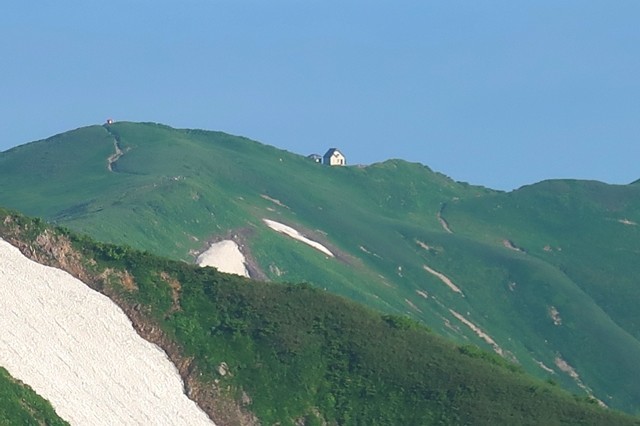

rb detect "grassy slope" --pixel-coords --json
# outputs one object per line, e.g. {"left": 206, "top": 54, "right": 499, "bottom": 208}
{"left": 0, "top": 122, "right": 485, "bottom": 326}
{"left": 1, "top": 209, "right": 638, "bottom": 425}
{"left": 443, "top": 180, "right": 640, "bottom": 410}
{"left": 0, "top": 367, "right": 68, "bottom": 425}
{"left": 1, "top": 122, "right": 640, "bottom": 412}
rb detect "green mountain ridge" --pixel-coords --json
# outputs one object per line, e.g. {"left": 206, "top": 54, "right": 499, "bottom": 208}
{"left": 1, "top": 121, "right": 640, "bottom": 414}
{"left": 0, "top": 209, "right": 637, "bottom": 425}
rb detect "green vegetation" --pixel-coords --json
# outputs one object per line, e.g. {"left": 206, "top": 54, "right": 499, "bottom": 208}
{"left": 2, "top": 122, "right": 640, "bottom": 414}
{"left": 2, "top": 211, "right": 638, "bottom": 425}
{"left": 0, "top": 367, "right": 68, "bottom": 426}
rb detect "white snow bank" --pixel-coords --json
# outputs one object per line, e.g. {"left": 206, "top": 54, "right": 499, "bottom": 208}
{"left": 449, "top": 309, "right": 503, "bottom": 357}
{"left": 423, "top": 264, "right": 463, "bottom": 295}
{"left": 263, "top": 219, "right": 334, "bottom": 257}
{"left": 197, "top": 240, "right": 249, "bottom": 277}
{"left": 0, "top": 239, "right": 215, "bottom": 426}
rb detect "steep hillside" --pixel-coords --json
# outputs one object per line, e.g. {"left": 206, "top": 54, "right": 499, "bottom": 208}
{"left": 1, "top": 122, "right": 640, "bottom": 413}
{"left": 441, "top": 179, "right": 640, "bottom": 409}
{"left": 1, "top": 209, "right": 638, "bottom": 425}
{"left": 0, "top": 238, "right": 213, "bottom": 425}
{"left": 0, "top": 367, "right": 68, "bottom": 425}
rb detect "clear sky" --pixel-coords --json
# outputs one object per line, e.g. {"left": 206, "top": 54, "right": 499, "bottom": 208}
{"left": 2, "top": 2, "right": 639, "bottom": 190}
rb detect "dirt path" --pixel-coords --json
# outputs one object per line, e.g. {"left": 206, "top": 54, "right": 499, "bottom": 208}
{"left": 107, "top": 139, "right": 124, "bottom": 172}
{"left": 104, "top": 125, "right": 125, "bottom": 172}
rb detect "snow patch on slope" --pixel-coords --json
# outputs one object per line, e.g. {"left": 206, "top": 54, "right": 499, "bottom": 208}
{"left": 0, "top": 239, "right": 215, "bottom": 426}
{"left": 423, "top": 264, "right": 463, "bottom": 295}
{"left": 197, "top": 240, "right": 249, "bottom": 277}
{"left": 449, "top": 309, "right": 504, "bottom": 357}
{"left": 263, "top": 219, "right": 334, "bottom": 257}
{"left": 554, "top": 355, "right": 605, "bottom": 407}
{"left": 534, "top": 359, "right": 555, "bottom": 374}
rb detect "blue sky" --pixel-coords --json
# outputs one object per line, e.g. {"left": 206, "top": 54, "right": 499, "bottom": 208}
{"left": 1, "top": 2, "right": 639, "bottom": 190}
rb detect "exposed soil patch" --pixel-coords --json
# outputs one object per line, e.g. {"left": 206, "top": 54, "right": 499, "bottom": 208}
{"left": 503, "top": 239, "right": 525, "bottom": 253}
{"left": 161, "top": 271, "right": 182, "bottom": 313}
{"left": 98, "top": 268, "right": 139, "bottom": 292}
{"left": 121, "top": 270, "right": 138, "bottom": 291}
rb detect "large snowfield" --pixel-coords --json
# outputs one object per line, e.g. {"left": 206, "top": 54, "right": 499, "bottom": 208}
{"left": 0, "top": 238, "right": 215, "bottom": 425}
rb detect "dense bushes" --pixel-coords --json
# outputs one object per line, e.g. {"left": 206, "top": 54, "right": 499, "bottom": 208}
{"left": 0, "top": 367, "right": 68, "bottom": 425}
{"left": 72, "top": 237, "right": 640, "bottom": 425}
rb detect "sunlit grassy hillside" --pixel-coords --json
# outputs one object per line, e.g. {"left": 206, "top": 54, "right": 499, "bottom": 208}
{"left": 1, "top": 122, "right": 640, "bottom": 413}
